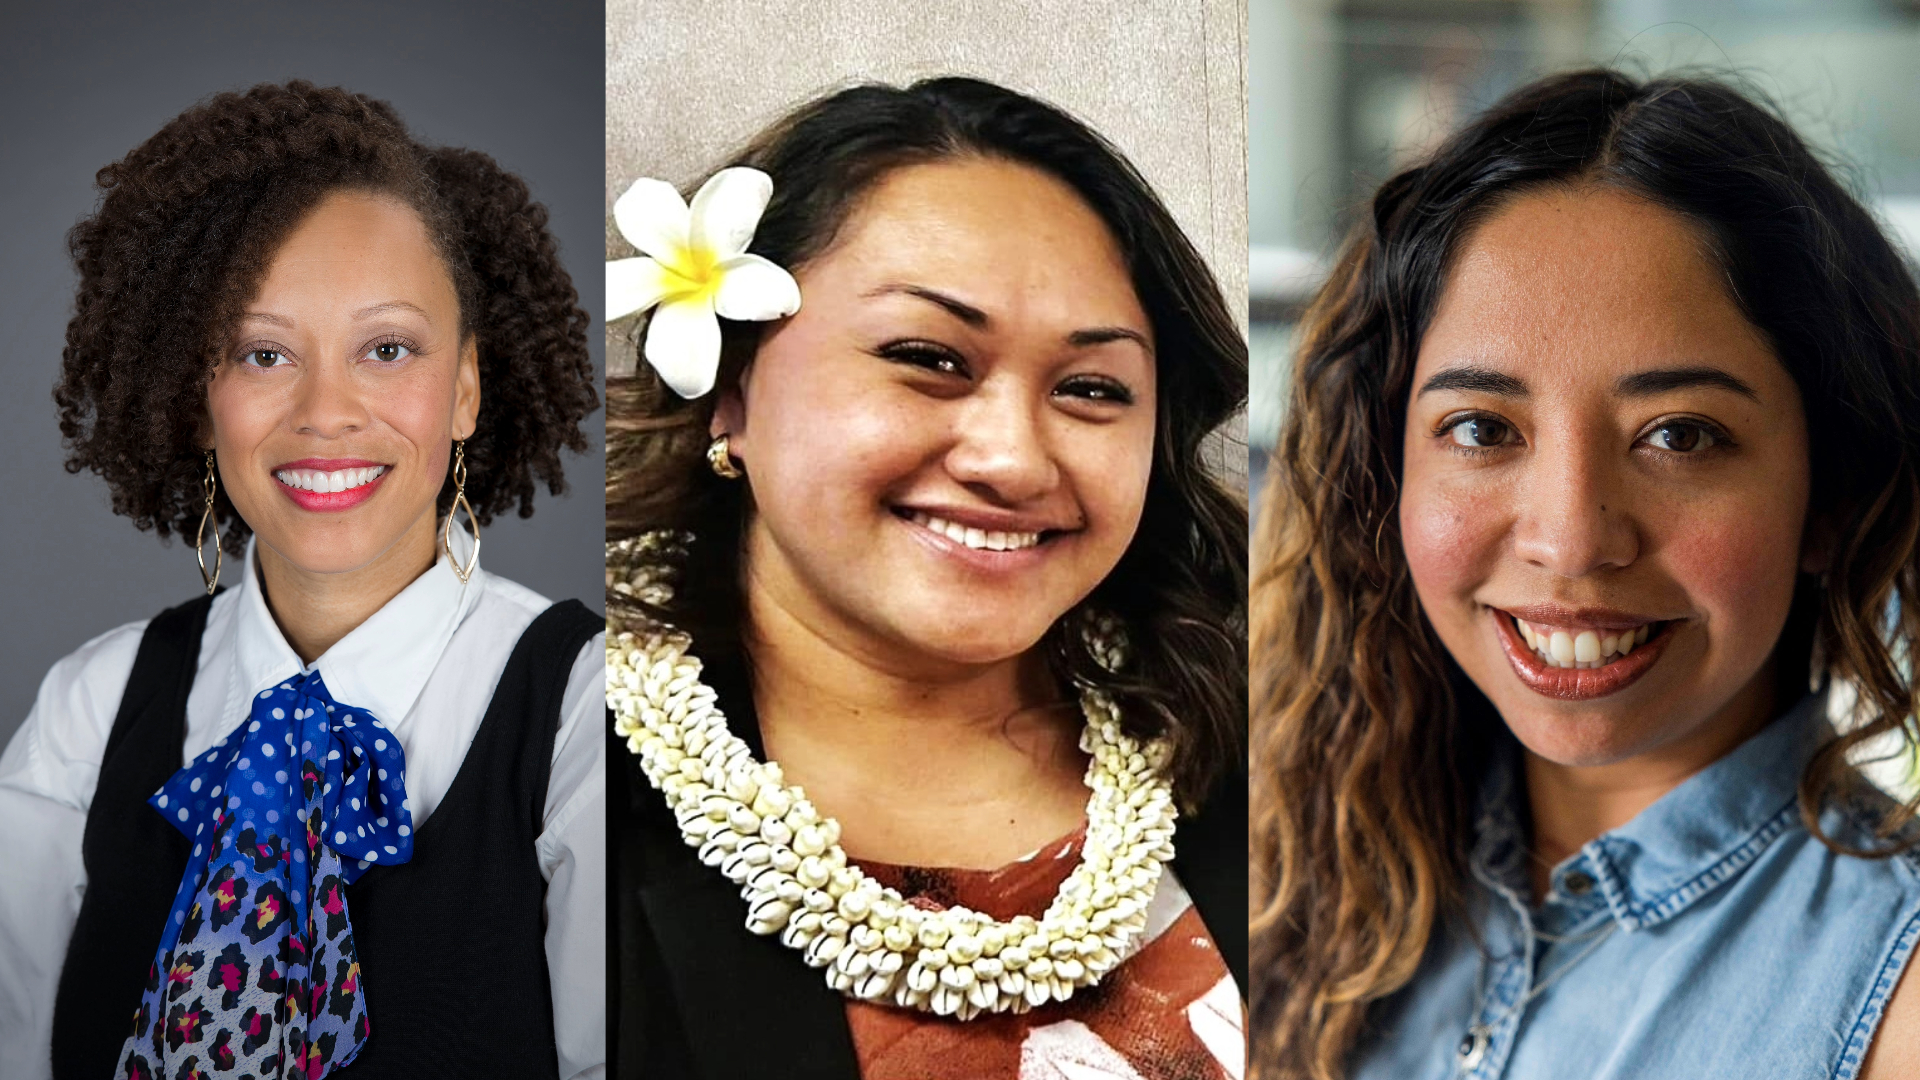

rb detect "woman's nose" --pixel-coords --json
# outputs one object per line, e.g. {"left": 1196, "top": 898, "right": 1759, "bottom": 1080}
{"left": 1508, "top": 435, "right": 1639, "bottom": 577}
{"left": 943, "top": 386, "right": 1060, "bottom": 505}
{"left": 289, "top": 358, "right": 371, "bottom": 438}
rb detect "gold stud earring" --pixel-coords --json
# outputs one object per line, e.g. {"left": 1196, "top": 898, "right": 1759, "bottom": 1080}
{"left": 707, "top": 434, "right": 743, "bottom": 479}
{"left": 196, "top": 450, "right": 221, "bottom": 595}
{"left": 441, "top": 439, "right": 480, "bottom": 583}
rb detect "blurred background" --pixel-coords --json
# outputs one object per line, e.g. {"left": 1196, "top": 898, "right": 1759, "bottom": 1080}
{"left": 1248, "top": 0, "right": 1920, "bottom": 507}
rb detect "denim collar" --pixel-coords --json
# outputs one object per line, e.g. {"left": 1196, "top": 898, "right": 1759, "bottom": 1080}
{"left": 1472, "top": 690, "right": 1827, "bottom": 932}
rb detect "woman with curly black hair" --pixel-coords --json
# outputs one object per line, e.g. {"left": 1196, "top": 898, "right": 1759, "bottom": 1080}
{"left": 0, "top": 82, "right": 603, "bottom": 1078}
{"left": 605, "top": 77, "right": 1247, "bottom": 1078}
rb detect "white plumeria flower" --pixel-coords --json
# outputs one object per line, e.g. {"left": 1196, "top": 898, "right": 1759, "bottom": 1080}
{"left": 607, "top": 167, "right": 801, "bottom": 398}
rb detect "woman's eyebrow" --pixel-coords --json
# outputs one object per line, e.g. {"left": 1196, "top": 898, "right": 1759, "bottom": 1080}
{"left": 1067, "top": 326, "right": 1153, "bottom": 355}
{"left": 1416, "top": 364, "right": 1760, "bottom": 402}
{"left": 353, "top": 300, "right": 432, "bottom": 321}
{"left": 237, "top": 300, "right": 432, "bottom": 328}
{"left": 866, "top": 282, "right": 1151, "bottom": 352}
{"left": 1614, "top": 366, "right": 1758, "bottom": 401}
{"left": 865, "top": 283, "right": 989, "bottom": 327}
{"left": 1417, "top": 366, "right": 1527, "bottom": 398}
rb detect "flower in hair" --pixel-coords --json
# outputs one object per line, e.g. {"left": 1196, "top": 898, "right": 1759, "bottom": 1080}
{"left": 607, "top": 167, "right": 801, "bottom": 398}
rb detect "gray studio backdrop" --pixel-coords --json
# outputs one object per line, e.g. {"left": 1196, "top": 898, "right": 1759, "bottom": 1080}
{"left": 0, "top": 0, "right": 606, "bottom": 748}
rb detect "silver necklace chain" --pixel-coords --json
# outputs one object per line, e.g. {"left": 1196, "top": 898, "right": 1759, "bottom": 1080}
{"left": 1456, "top": 919, "right": 1618, "bottom": 1073}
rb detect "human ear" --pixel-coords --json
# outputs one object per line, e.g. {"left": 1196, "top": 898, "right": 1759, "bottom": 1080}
{"left": 708, "top": 368, "right": 750, "bottom": 455}
{"left": 452, "top": 336, "right": 481, "bottom": 441}
{"left": 194, "top": 367, "right": 220, "bottom": 450}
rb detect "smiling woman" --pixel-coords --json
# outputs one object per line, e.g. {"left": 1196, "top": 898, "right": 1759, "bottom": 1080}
{"left": 1402, "top": 188, "right": 1811, "bottom": 751}
{"left": 605, "top": 77, "right": 1247, "bottom": 1079}
{"left": 1251, "top": 70, "right": 1920, "bottom": 1080}
{"left": 0, "top": 82, "right": 603, "bottom": 1079}
{"left": 208, "top": 191, "right": 485, "bottom": 636}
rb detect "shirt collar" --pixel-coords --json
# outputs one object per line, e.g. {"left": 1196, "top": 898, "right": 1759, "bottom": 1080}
{"left": 229, "top": 526, "right": 482, "bottom": 728}
{"left": 1472, "top": 690, "right": 1828, "bottom": 932}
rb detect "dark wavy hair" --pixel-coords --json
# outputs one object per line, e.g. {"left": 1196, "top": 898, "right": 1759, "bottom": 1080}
{"left": 1249, "top": 68, "right": 1920, "bottom": 1079}
{"left": 606, "top": 76, "right": 1248, "bottom": 808}
{"left": 56, "top": 80, "right": 598, "bottom": 552}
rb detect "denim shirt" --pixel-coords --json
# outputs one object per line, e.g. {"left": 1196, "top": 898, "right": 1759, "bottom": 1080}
{"left": 1352, "top": 692, "right": 1920, "bottom": 1080}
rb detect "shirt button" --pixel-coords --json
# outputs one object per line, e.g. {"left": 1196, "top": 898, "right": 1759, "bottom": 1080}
{"left": 1458, "top": 1028, "right": 1489, "bottom": 1070}
{"left": 1563, "top": 870, "right": 1595, "bottom": 896}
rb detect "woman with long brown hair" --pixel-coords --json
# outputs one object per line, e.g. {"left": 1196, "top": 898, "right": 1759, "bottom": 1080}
{"left": 1252, "top": 70, "right": 1920, "bottom": 1079}
{"left": 605, "top": 77, "right": 1248, "bottom": 1078}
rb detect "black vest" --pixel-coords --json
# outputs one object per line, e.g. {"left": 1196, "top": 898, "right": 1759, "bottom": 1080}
{"left": 610, "top": 650, "right": 1250, "bottom": 1079}
{"left": 50, "top": 592, "right": 602, "bottom": 1079}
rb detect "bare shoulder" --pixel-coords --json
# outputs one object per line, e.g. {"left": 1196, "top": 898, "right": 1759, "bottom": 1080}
{"left": 1862, "top": 942, "right": 1920, "bottom": 1080}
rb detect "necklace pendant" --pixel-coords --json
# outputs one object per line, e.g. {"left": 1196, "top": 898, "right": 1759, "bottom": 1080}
{"left": 1457, "top": 1025, "right": 1490, "bottom": 1072}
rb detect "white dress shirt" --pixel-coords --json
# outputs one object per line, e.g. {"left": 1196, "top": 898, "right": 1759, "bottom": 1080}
{"left": 0, "top": 533, "right": 605, "bottom": 1079}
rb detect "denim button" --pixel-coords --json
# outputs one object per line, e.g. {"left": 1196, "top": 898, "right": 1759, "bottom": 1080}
{"left": 1458, "top": 1027, "right": 1489, "bottom": 1070}
{"left": 1563, "top": 870, "right": 1595, "bottom": 896}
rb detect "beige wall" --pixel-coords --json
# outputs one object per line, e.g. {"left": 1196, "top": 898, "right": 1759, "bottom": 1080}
{"left": 604, "top": 0, "right": 1249, "bottom": 378}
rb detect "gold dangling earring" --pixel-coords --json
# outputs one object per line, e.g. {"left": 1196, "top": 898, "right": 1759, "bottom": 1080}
{"left": 707, "top": 434, "right": 743, "bottom": 479}
{"left": 441, "top": 439, "right": 480, "bottom": 584}
{"left": 196, "top": 450, "right": 221, "bottom": 595}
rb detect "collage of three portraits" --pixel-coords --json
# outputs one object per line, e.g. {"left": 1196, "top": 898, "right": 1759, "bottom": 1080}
{"left": 6, "top": 1, "right": 1920, "bottom": 1078}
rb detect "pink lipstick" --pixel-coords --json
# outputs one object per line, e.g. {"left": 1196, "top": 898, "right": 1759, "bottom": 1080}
{"left": 272, "top": 458, "right": 390, "bottom": 513}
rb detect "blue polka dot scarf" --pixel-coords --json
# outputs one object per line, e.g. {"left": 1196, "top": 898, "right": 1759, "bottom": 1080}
{"left": 118, "top": 671, "right": 412, "bottom": 1079}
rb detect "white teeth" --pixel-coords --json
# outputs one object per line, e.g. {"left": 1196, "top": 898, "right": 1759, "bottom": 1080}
{"left": 1573, "top": 631, "right": 1599, "bottom": 663}
{"left": 908, "top": 512, "right": 1041, "bottom": 552}
{"left": 1514, "top": 616, "right": 1661, "bottom": 669}
{"left": 1549, "top": 631, "right": 1574, "bottom": 664}
{"left": 274, "top": 465, "right": 387, "bottom": 493}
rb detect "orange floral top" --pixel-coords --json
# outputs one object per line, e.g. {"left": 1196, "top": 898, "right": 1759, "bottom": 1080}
{"left": 845, "top": 827, "right": 1244, "bottom": 1079}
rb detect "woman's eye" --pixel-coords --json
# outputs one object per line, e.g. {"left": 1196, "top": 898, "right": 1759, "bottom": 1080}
{"left": 879, "top": 341, "right": 967, "bottom": 377}
{"left": 1446, "top": 416, "right": 1513, "bottom": 448}
{"left": 1645, "top": 421, "right": 1718, "bottom": 453}
{"left": 241, "top": 349, "right": 289, "bottom": 368}
{"left": 366, "top": 342, "right": 412, "bottom": 363}
{"left": 1055, "top": 376, "right": 1134, "bottom": 405}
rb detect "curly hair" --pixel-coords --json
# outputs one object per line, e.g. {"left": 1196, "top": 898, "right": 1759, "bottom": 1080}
{"left": 55, "top": 80, "right": 598, "bottom": 552}
{"left": 1250, "top": 70, "right": 1920, "bottom": 1079}
{"left": 606, "top": 77, "right": 1248, "bottom": 810}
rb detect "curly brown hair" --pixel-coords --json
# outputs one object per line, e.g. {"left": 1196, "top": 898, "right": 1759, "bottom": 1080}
{"left": 55, "top": 80, "right": 598, "bottom": 552}
{"left": 607, "top": 77, "right": 1247, "bottom": 810}
{"left": 1251, "top": 70, "right": 1920, "bottom": 1079}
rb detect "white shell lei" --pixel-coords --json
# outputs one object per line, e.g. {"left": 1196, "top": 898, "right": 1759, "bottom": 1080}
{"left": 606, "top": 533, "right": 1179, "bottom": 1020}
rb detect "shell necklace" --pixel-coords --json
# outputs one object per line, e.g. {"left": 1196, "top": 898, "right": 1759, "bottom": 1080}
{"left": 606, "top": 534, "right": 1179, "bottom": 1020}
